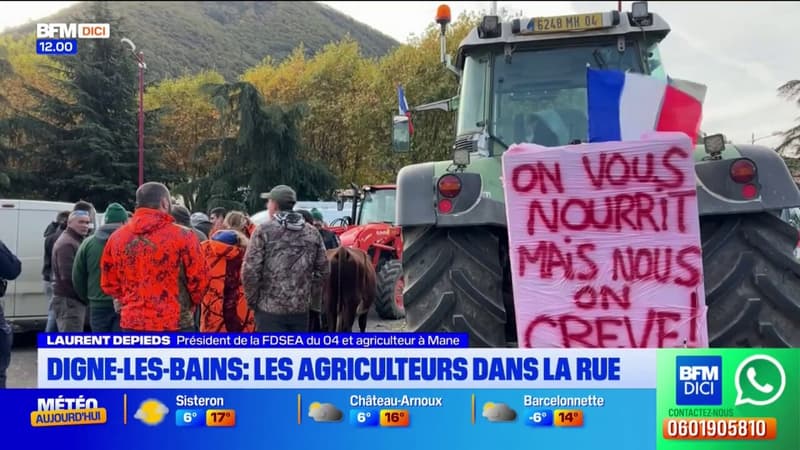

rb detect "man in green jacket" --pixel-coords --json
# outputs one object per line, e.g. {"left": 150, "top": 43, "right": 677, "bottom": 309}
{"left": 72, "top": 203, "right": 128, "bottom": 332}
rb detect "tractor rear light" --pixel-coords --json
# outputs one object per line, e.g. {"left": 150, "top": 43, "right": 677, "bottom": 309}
{"left": 437, "top": 174, "right": 462, "bottom": 198}
{"left": 438, "top": 199, "right": 453, "bottom": 214}
{"left": 741, "top": 184, "right": 758, "bottom": 199}
{"left": 730, "top": 159, "right": 756, "bottom": 183}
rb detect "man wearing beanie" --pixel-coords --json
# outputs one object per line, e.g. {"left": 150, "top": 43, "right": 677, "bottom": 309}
{"left": 310, "top": 208, "right": 340, "bottom": 250}
{"left": 72, "top": 203, "right": 128, "bottom": 332}
{"left": 171, "top": 205, "right": 208, "bottom": 242}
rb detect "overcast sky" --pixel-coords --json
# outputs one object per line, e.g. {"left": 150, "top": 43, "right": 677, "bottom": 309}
{"left": 2, "top": 1, "right": 797, "bottom": 148}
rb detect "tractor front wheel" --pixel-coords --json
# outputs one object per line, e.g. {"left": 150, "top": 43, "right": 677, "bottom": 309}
{"left": 402, "top": 226, "right": 508, "bottom": 347}
{"left": 701, "top": 212, "right": 800, "bottom": 347}
{"left": 375, "top": 259, "right": 405, "bottom": 320}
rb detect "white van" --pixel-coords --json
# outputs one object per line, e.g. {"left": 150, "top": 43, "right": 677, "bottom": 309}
{"left": 0, "top": 199, "right": 95, "bottom": 332}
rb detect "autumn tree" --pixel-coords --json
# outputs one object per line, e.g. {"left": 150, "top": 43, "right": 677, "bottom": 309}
{"left": 145, "top": 70, "right": 224, "bottom": 183}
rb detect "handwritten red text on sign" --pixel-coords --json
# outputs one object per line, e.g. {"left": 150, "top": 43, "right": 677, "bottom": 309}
{"left": 502, "top": 134, "right": 707, "bottom": 348}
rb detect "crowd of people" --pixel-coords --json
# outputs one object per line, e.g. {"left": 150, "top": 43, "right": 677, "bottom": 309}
{"left": 0, "top": 182, "right": 344, "bottom": 387}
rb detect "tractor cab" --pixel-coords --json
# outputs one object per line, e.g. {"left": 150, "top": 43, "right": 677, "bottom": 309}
{"left": 388, "top": 2, "right": 800, "bottom": 348}
{"left": 333, "top": 184, "right": 397, "bottom": 227}
{"left": 330, "top": 184, "right": 405, "bottom": 320}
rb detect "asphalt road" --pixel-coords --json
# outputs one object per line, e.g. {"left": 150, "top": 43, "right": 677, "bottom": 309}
{"left": 7, "top": 309, "right": 406, "bottom": 388}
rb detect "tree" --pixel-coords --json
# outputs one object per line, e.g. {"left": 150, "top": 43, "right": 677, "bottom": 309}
{"left": 145, "top": 70, "right": 224, "bottom": 185}
{"left": 180, "top": 81, "right": 336, "bottom": 214}
{"left": 778, "top": 79, "right": 800, "bottom": 157}
{"left": 6, "top": 1, "right": 177, "bottom": 210}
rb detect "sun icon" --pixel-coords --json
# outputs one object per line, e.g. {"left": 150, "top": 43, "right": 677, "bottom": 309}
{"left": 135, "top": 399, "right": 169, "bottom": 426}
{"left": 308, "top": 402, "right": 322, "bottom": 414}
{"left": 483, "top": 402, "right": 495, "bottom": 412}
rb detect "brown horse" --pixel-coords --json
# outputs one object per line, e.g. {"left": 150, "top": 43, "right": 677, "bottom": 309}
{"left": 323, "top": 246, "right": 376, "bottom": 333}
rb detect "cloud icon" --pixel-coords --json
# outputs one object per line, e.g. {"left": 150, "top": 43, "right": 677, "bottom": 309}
{"left": 482, "top": 402, "right": 517, "bottom": 422}
{"left": 135, "top": 399, "right": 169, "bottom": 426}
{"left": 308, "top": 402, "right": 343, "bottom": 423}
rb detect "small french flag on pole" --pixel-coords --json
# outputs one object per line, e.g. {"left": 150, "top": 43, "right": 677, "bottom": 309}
{"left": 397, "top": 84, "right": 414, "bottom": 135}
{"left": 587, "top": 68, "right": 707, "bottom": 145}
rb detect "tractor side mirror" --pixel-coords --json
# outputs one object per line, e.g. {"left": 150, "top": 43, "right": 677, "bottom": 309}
{"left": 392, "top": 115, "right": 411, "bottom": 153}
{"left": 336, "top": 197, "right": 344, "bottom": 211}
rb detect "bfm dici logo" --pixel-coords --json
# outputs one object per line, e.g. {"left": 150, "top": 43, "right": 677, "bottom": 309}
{"left": 675, "top": 356, "right": 722, "bottom": 405}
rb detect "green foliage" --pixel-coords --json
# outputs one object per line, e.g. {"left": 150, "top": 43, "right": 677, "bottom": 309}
{"left": 1, "top": 3, "right": 492, "bottom": 208}
{"left": 180, "top": 81, "right": 336, "bottom": 214}
{"left": 1, "top": 1, "right": 176, "bottom": 209}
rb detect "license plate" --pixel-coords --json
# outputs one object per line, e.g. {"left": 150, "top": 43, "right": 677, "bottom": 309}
{"left": 525, "top": 13, "right": 607, "bottom": 34}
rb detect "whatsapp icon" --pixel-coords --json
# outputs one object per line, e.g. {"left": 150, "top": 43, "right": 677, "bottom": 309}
{"left": 734, "top": 355, "right": 786, "bottom": 406}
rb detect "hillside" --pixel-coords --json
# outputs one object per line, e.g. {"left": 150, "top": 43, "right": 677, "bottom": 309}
{"left": 4, "top": 1, "right": 398, "bottom": 81}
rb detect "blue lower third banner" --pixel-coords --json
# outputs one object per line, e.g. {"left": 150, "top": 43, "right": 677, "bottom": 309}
{"left": 2, "top": 388, "right": 654, "bottom": 450}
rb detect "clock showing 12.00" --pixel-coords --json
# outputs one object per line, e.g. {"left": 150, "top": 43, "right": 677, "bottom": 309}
{"left": 36, "top": 39, "right": 78, "bottom": 55}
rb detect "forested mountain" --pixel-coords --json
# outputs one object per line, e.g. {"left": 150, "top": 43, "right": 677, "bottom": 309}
{"left": 3, "top": 1, "right": 398, "bottom": 81}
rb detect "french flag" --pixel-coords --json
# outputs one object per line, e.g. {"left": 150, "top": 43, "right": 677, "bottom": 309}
{"left": 397, "top": 84, "right": 414, "bottom": 135}
{"left": 587, "top": 68, "right": 707, "bottom": 145}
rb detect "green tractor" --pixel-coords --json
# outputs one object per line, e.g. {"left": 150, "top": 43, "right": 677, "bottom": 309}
{"left": 391, "top": 2, "right": 800, "bottom": 348}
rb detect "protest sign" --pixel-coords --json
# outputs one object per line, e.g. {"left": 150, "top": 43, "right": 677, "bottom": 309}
{"left": 502, "top": 132, "right": 708, "bottom": 348}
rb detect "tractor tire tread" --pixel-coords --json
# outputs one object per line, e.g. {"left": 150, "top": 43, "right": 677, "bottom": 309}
{"left": 375, "top": 259, "right": 405, "bottom": 320}
{"left": 403, "top": 227, "right": 506, "bottom": 347}
{"left": 701, "top": 213, "right": 800, "bottom": 347}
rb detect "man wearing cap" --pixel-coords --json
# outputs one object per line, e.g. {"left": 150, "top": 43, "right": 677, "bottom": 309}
{"left": 72, "top": 203, "right": 128, "bottom": 332}
{"left": 243, "top": 185, "right": 330, "bottom": 332}
{"left": 51, "top": 210, "right": 92, "bottom": 332}
{"left": 310, "top": 208, "right": 340, "bottom": 250}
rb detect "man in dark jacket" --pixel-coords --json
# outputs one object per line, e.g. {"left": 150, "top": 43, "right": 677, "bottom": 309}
{"left": 0, "top": 239, "right": 22, "bottom": 388}
{"left": 72, "top": 203, "right": 128, "bottom": 332}
{"left": 51, "top": 211, "right": 91, "bottom": 331}
{"left": 171, "top": 205, "right": 208, "bottom": 242}
{"left": 310, "top": 208, "right": 340, "bottom": 250}
{"left": 190, "top": 212, "right": 213, "bottom": 238}
{"left": 42, "top": 210, "right": 70, "bottom": 332}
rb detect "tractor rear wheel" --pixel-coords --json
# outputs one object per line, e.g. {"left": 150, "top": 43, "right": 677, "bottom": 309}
{"left": 375, "top": 259, "right": 405, "bottom": 320}
{"left": 402, "top": 226, "right": 507, "bottom": 347}
{"left": 701, "top": 212, "right": 800, "bottom": 347}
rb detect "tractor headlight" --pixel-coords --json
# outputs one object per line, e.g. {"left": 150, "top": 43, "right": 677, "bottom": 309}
{"left": 453, "top": 148, "right": 470, "bottom": 166}
{"left": 631, "top": 1, "right": 652, "bottom": 26}
{"left": 632, "top": 1, "right": 649, "bottom": 19}
{"left": 704, "top": 133, "right": 726, "bottom": 158}
{"left": 478, "top": 15, "right": 501, "bottom": 38}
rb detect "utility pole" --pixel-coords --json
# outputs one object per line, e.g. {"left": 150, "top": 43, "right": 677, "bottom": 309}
{"left": 121, "top": 38, "right": 146, "bottom": 186}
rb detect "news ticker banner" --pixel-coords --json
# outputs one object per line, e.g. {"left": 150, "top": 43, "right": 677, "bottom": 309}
{"left": 18, "top": 335, "right": 800, "bottom": 449}
{"left": 38, "top": 333, "right": 655, "bottom": 389}
{"left": 5, "top": 388, "right": 653, "bottom": 450}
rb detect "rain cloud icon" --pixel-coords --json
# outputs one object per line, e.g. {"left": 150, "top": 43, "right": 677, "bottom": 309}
{"left": 482, "top": 402, "right": 517, "bottom": 422}
{"left": 308, "top": 402, "right": 343, "bottom": 423}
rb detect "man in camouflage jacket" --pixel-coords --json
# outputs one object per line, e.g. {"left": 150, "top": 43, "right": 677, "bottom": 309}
{"left": 242, "top": 185, "right": 330, "bottom": 332}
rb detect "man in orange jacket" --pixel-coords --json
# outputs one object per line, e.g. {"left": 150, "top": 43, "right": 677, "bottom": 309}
{"left": 101, "top": 182, "right": 209, "bottom": 332}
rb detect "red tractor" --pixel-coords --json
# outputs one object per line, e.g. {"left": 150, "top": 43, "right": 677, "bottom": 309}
{"left": 328, "top": 184, "right": 405, "bottom": 320}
